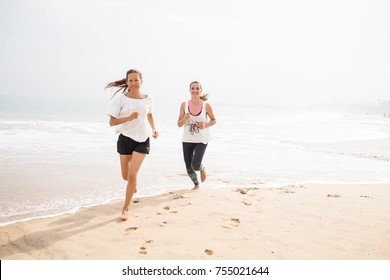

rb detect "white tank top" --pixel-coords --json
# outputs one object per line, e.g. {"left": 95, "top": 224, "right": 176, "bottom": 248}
{"left": 182, "top": 101, "right": 211, "bottom": 144}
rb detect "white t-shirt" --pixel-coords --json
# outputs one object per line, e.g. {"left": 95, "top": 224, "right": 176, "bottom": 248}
{"left": 108, "top": 92, "right": 153, "bottom": 142}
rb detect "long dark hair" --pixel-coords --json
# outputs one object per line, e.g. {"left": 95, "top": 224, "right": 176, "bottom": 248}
{"left": 190, "top": 81, "right": 208, "bottom": 101}
{"left": 105, "top": 69, "right": 143, "bottom": 98}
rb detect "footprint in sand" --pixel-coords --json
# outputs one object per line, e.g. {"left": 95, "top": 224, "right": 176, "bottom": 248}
{"left": 138, "top": 240, "right": 154, "bottom": 255}
{"left": 242, "top": 200, "right": 252, "bottom": 206}
{"left": 204, "top": 249, "right": 214, "bottom": 255}
{"left": 236, "top": 188, "right": 247, "bottom": 194}
{"left": 157, "top": 221, "right": 168, "bottom": 227}
{"left": 236, "top": 187, "right": 260, "bottom": 195}
{"left": 126, "top": 226, "right": 138, "bottom": 231}
{"left": 123, "top": 227, "right": 138, "bottom": 235}
{"left": 139, "top": 246, "right": 147, "bottom": 255}
{"left": 157, "top": 206, "right": 175, "bottom": 215}
{"left": 179, "top": 202, "right": 192, "bottom": 207}
{"left": 283, "top": 190, "right": 295, "bottom": 194}
{"left": 222, "top": 218, "right": 240, "bottom": 229}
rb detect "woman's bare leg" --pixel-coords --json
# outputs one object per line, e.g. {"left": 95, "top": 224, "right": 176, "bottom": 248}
{"left": 121, "top": 152, "right": 146, "bottom": 219}
{"left": 119, "top": 154, "right": 137, "bottom": 193}
{"left": 119, "top": 154, "right": 131, "bottom": 181}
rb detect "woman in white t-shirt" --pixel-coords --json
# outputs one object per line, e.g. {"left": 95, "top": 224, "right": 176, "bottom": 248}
{"left": 177, "top": 81, "right": 216, "bottom": 190}
{"left": 106, "top": 69, "right": 158, "bottom": 221}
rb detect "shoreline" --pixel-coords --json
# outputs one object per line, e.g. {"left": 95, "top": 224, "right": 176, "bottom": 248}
{"left": 1, "top": 183, "right": 389, "bottom": 260}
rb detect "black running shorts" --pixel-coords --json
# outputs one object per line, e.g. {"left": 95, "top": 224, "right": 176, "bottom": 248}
{"left": 117, "top": 134, "right": 150, "bottom": 155}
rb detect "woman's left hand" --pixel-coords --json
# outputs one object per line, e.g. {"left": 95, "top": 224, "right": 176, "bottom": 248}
{"left": 152, "top": 129, "right": 159, "bottom": 139}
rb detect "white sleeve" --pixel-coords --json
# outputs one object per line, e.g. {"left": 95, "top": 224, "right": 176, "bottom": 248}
{"left": 107, "top": 95, "right": 121, "bottom": 118}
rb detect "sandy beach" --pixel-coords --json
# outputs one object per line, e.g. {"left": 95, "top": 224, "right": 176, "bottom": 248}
{"left": 0, "top": 183, "right": 389, "bottom": 260}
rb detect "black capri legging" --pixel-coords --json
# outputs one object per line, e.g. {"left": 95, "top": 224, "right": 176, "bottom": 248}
{"left": 182, "top": 142, "right": 208, "bottom": 186}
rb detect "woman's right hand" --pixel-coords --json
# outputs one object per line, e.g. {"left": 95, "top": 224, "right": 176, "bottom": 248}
{"left": 128, "top": 112, "right": 140, "bottom": 121}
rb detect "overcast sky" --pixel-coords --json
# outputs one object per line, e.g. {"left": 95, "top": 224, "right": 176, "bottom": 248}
{"left": 1, "top": 0, "right": 389, "bottom": 108}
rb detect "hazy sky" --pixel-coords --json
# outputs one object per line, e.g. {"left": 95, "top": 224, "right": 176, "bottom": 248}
{"left": 1, "top": 0, "right": 389, "bottom": 107}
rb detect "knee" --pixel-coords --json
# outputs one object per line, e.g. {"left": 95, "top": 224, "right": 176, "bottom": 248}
{"left": 191, "top": 163, "right": 201, "bottom": 171}
{"left": 127, "top": 172, "right": 137, "bottom": 181}
{"left": 122, "top": 172, "right": 129, "bottom": 181}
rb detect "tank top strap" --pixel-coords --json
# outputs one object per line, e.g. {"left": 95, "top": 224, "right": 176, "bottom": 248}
{"left": 184, "top": 101, "right": 189, "bottom": 113}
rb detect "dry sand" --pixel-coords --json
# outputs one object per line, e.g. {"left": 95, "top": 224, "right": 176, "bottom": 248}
{"left": 1, "top": 184, "right": 389, "bottom": 260}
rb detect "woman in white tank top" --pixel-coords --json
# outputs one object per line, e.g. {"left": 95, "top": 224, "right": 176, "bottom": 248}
{"left": 177, "top": 81, "right": 217, "bottom": 190}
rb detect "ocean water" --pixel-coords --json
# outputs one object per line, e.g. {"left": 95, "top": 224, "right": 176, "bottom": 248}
{"left": 1, "top": 95, "right": 389, "bottom": 226}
